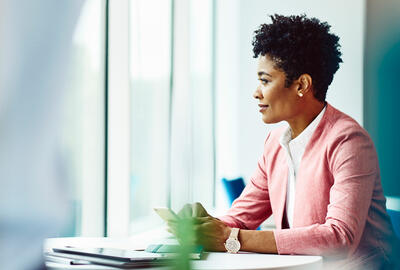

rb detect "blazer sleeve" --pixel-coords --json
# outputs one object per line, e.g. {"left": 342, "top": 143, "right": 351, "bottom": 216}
{"left": 219, "top": 134, "right": 272, "bottom": 230}
{"left": 273, "top": 128, "right": 378, "bottom": 256}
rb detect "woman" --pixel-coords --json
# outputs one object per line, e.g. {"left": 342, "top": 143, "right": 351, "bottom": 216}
{"left": 170, "top": 14, "right": 397, "bottom": 269}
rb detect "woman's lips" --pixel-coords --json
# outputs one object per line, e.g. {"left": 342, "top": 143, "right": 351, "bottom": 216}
{"left": 258, "top": 104, "right": 269, "bottom": 112}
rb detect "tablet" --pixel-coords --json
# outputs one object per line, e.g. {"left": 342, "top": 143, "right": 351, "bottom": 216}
{"left": 154, "top": 207, "right": 180, "bottom": 222}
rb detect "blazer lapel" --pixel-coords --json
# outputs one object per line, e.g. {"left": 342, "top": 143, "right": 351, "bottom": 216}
{"left": 271, "top": 151, "right": 289, "bottom": 230}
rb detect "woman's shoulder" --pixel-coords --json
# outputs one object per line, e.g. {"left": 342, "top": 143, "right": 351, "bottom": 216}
{"left": 322, "top": 104, "right": 371, "bottom": 140}
{"left": 317, "top": 104, "right": 380, "bottom": 175}
{"left": 317, "top": 104, "right": 377, "bottom": 164}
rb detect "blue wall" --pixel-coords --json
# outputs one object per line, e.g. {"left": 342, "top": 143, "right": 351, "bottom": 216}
{"left": 365, "top": 0, "right": 400, "bottom": 196}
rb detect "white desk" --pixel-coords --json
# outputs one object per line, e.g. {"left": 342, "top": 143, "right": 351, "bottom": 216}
{"left": 44, "top": 236, "right": 322, "bottom": 270}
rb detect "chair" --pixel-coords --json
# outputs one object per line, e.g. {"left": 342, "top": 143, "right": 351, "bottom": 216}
{"left": 221, "top": 177, "right": 261, "bottom": 230}
{"left": 221, "top": 177, "right": 245, "bottom": 206}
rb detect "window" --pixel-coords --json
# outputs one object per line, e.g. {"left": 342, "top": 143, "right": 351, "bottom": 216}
{"left": 107, "top": 0, "right": 215, "bottom": 235}
{"left": 61, "top": 0, "right": 106, "bottom": 236}
{"left": 129, "top": 0, "right": 172, "bottom": 232}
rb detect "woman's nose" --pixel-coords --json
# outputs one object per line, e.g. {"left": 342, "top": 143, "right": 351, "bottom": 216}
{"left": 253, "top": 86, "right": 262, "bottom": 99}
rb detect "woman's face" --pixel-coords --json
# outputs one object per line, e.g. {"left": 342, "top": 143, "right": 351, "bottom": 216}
{"left": 253, "top": 55, "right": 301, "bottom": 124}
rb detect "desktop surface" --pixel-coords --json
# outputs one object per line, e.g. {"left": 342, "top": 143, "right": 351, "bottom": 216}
{"left": 44, "top": 234, "right": 322, "bottom": 270}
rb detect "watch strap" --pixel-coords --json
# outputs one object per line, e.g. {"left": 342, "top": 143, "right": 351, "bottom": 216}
{"left": 229, "top": 228, "right": 239, "bottom": 240}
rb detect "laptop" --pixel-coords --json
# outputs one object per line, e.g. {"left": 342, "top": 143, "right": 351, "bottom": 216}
{"left": 46, "top": 246, "right": 173, "bottom": 268}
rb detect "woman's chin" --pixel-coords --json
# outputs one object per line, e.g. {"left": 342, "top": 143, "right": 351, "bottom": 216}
{"left": 262, "top": 115, "right": 279, "bottom": 124}
{"left": 262, "top": 116, "right": 273, "bottom": 124}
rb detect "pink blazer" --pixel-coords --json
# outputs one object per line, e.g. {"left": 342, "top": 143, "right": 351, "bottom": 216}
{"left": 219, "top": 104, "right": 395, "bottom": 264}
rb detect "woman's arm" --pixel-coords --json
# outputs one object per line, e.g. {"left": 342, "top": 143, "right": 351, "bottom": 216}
{"left": 240, "top": 230, "right": 277, "bottom": 253}
{"left": 272, "top": 129, "right": 379, "bottom": 256}
{"left": 197, "top": 128, "right": 380, "bottom": 257}
{"left": 192, "top": 216, "right": 277, "bottom": 253}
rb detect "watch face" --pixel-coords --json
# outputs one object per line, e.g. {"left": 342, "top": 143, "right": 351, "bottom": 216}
{"left": 224, "top": 238, "right": 240, "bottom": 253}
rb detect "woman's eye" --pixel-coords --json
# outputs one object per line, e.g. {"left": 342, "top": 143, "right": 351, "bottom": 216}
{"left": 258, "top": 78, "right": 269, "bottom": 84}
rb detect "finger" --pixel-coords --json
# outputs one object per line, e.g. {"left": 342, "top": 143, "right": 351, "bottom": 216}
{"left": 178, "top": 203, "right": 193, "bottom": 218}
{"left": 193, "top": 202, "right": 209, "bottom": 217}
{"left": 192, "top": 224, "right": 203, "bottom": 243}
{"left": 192, "top": 216, "right": 210, "bottom": 224}
{"left": 192, "top": 224, "right": 218, "bottom": 249}
{"left": 192, "top": 223, "right": 201, "bottom": 232}
{"left": 192, "top": 202, "right": 200, "bottom": 217}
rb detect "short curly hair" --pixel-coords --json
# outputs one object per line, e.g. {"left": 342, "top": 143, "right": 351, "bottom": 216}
{"left": 252, "top": 14, "right": 342, "bottom": 101}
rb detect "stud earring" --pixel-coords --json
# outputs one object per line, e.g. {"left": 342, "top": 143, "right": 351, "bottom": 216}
{"left": 298, "top": 92, "right": 303, "bottom": 97}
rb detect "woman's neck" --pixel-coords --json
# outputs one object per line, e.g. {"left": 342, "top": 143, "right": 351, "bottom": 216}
{"left": 287, "top": 101, "right": 326, "bottom": 139}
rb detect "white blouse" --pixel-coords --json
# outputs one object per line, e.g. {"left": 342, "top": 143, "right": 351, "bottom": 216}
{"left": 279, "top": 106, "right": 326, "bottom": 227}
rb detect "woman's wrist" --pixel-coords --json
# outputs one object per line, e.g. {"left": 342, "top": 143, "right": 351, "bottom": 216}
{"left": 224, "top": 226, "right": 232, "bottom": 241}
{"left": 238, "top": 230, "right": 278, "bottom": 254}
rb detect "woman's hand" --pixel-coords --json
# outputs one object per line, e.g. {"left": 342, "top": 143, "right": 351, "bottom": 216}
{"left": 192, "top": 216, "right": 231, "bottom": 252}
{"left": 167, "top": 202, "right": 231, "bottom": 252}
{"left": 166, "top": 202, "right": 212, "bottom": 246}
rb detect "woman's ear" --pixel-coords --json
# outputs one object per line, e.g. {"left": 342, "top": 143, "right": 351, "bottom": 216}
{"left": 297, "top": 74, "right": 312, "bottom": 96}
